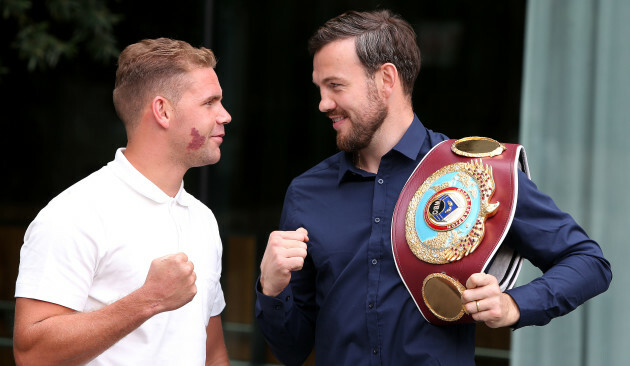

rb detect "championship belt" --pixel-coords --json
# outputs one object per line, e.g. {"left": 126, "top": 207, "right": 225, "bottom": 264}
{"left": 391, "top": 137, "right": 530, "bottom": 325}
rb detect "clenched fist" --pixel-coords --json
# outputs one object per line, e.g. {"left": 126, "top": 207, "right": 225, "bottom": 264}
{"left": 260, "top": 228, "right": 309, "bottom": 297}
{"left": 141, "top": 253, "right": 197, "bottom": 314}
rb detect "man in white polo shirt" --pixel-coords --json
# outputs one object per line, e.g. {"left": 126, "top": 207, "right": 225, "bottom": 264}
{"left": 13, "top": 38, "right": 231, "bottom": 365}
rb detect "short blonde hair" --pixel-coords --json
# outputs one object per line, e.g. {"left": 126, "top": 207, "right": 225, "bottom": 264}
{"left": 112, "top": 38, "right": 217, "bottom": 131}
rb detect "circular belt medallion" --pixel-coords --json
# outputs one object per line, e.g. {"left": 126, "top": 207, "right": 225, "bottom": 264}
{"left": 405, "top": 159, "right": 499, "bottom": 264}
{"left": 424, "top": 187, "right": 472, "bottom": 231}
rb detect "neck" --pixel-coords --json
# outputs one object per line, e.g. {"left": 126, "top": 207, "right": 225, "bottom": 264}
{"left": 356, "top": 104, "right": 415, "bottom": 174}
{"left": 124, "top": 142, "right": 187, "bottom": 198}
{"left": 352, "top": 152, "right": 368, "bottom": 172}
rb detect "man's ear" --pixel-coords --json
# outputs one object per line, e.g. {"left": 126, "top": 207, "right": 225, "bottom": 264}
{"left": 379, "top": 63, "right": 398, "bottom": 98}
{"left": 151, "top": 96, "right": 173, "bottom": 129}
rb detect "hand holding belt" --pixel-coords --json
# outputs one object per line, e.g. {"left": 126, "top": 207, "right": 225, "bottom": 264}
{"left": 391, "top": 137, "right": 530, "bottom": 325}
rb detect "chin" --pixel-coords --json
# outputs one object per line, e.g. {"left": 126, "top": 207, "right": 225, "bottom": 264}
{"left": 205, "top": 152, "right": 221, "bottom": 166}
{"left": 189, "top": 153, "right": 220, "bottom": 168}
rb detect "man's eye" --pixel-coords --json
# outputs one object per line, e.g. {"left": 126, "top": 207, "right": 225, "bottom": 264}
{"left": 330, "top": 83, "right": 341, "bottom": 88}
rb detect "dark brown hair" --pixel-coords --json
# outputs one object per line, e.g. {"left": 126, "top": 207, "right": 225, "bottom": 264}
{"left": 112, "top": 38, "right": 217, "bottom": 130}
{"left": 308, "top": 10, "right": 421, "bottom": 96}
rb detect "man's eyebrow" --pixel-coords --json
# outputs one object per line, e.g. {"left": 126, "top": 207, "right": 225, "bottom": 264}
{"left": 202, "top": 94, "right": 222, "bottom": 103}
{"left": 314, "top": 76, "right": 344, "bottom": 86}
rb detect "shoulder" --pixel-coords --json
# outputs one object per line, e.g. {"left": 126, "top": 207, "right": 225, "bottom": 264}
{"left": 279, "top": 153, "right": 345, "bottom": 229}
{"left": 288, "top": 152, "right": 344, "bottom": 192}
{"left": 37, "top": 166, "right": 113, "bottom": 222}
{"left": 23, "top": 167, "right": 120, "bottom": 254}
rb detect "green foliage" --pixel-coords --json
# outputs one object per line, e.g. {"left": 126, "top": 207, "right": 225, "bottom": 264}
{"left": 0, "top": 0, "right": 121, "bottom": 74}
{"left": 1, "top": 0, "right": 31, "bottom": 19}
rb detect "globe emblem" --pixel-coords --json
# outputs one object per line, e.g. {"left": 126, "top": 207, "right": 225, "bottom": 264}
{"left": 423, "top": 187, "right": 472, "bottom": 231}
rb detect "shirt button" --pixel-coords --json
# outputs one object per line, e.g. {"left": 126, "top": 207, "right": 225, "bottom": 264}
{"left": 374, "top": 217, "right": 381, "bottom": 223}
{"left": 377, "top": 178, "right": 384, "bottom": 184}
{"left": 372, "top": 258, "right": 378, "bottom": 265}
{"left": 372, "top": 348, "right": 378, "bottom": 355}
{"left": 285, "top": 296, "right": 291, "bottom": 302}
{"left": 274, "top": 305, "right": 281, "bottom": 310}
{"left": 368, "top": 303, "right": 374, "bottom": 309}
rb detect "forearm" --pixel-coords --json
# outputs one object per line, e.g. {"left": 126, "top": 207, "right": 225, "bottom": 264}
{"left": 508, "top": 253, "right": 611, "bottom": 328}
{"left": 14, "top": 290, "right": 158, "bottom": 366}
{"left": 255, "top": 280, "right": 315, "bottom": 365}
{"left": 508, "top": 174, "right": 612, "bottom": 327}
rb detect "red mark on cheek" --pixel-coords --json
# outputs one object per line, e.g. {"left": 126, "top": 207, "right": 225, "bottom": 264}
{"left": 187, "top": 128, "right": 206, "bottom": 150}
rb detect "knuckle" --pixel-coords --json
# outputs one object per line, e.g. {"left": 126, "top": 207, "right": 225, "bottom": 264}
{"left": 171, "top": 252, "right": 186, "bottom": 263}
{"left": 269, "top": 231, "right": 284, "bottom": 242}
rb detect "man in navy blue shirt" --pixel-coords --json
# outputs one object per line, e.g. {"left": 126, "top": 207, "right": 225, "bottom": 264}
{"left": 255, "top": 10, "right": 611, "bottom": 366}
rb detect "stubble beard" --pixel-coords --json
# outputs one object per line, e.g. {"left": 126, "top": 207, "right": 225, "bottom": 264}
{"left": 189, "top": 145, "right": 221, "bottom": 168}
{"left": 172, "top": 131, "right": 221, "bottom": 169}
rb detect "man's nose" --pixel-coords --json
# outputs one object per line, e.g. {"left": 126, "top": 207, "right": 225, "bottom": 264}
{"left": 319, "top": 93, "right": 336, "bottom": 113}
{"left": 218, "top": 104, "right": 231, "bottom": 124}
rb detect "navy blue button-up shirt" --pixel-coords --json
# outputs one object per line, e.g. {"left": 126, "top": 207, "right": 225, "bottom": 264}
{"left": 256, "top": 116, "right": 611, "bottom": 366}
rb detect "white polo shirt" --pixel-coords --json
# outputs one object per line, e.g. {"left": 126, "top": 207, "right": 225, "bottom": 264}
{"left": 16, "top": 148, "right": 226, "bottom": 365}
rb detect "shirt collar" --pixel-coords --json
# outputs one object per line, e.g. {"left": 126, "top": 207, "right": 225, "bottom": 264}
{"left": 394, "top": 114, "right": 427, "bottom": 160}
{"left": 108, "top": 148, "right": 190, "bottom": 206}
{"left": 337, "top": 114, "right": 427, "bottom": 184}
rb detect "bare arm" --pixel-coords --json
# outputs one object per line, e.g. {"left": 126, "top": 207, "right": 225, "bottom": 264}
{"left": 205, "top": 315, "right": 229, "bottom": 366}
{"left": 13, "top": 252, "right": 197, "bottom": 366}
